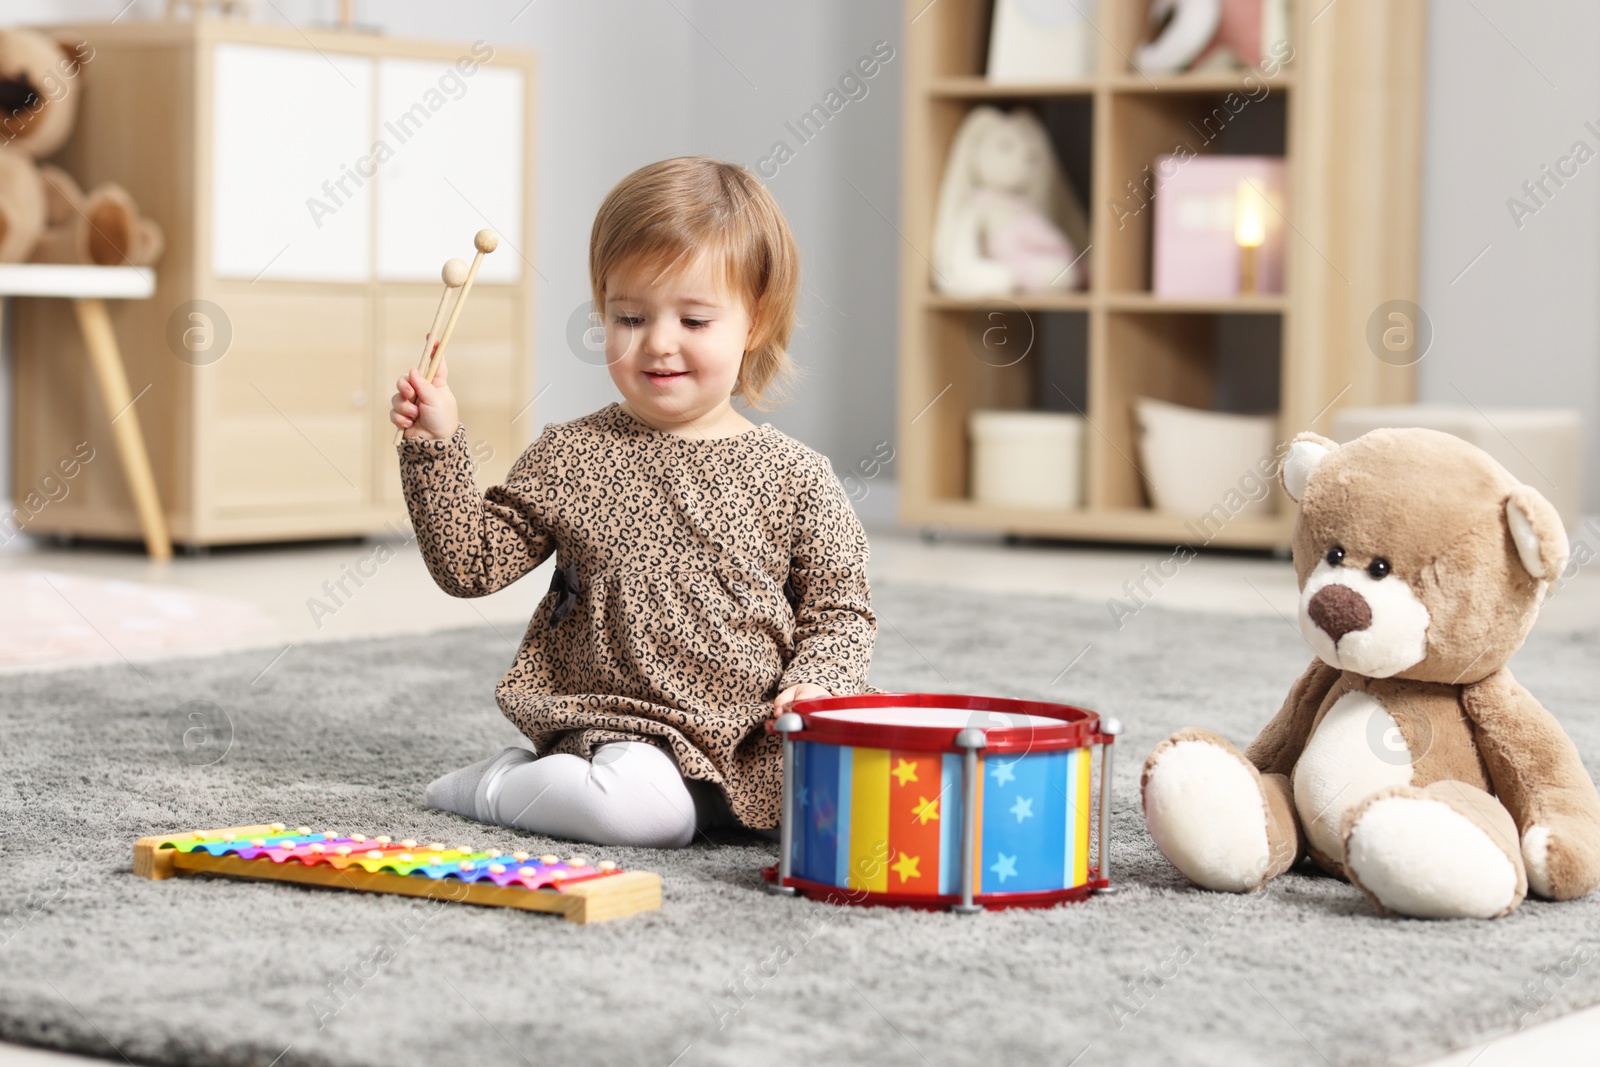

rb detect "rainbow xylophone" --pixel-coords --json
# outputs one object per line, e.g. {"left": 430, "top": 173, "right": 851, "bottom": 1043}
{"left": 134, "top": 823, "right": 660, "bottom": 924}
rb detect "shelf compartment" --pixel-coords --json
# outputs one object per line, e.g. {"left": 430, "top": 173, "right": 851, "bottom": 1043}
{"left": 1090, "top": 311, "right": 1283, "bottom": 513}
{"left": 920, "top": 93, "right": 1092, "bottom": 299}
{"left": 905, "top": 307, "right": 1038, "bottom": 504}
{"left": 1093, "top": 1, "right": 1295, "bottom": 89}
{"left": 905, "top": 307, "right": 1089, "bottom": 506}
{"left": 1094, "top": 88, "right": 1288, "bottom": 294}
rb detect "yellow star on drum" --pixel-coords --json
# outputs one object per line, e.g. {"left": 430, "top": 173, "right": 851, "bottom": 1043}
{"left": 891, "top": 852, "right": 921, "bottom": 883}
{"left": 913, "top": 796, "right": 940, "bottom": 825}
{"left": 891, "top": 758, "right": 919, "bottom": 786}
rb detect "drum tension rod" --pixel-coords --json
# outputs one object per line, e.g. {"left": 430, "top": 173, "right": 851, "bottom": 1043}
{"left": 768, "top": 711, "right": 804, "bottom": 896}
{"left": 952, "top": 727, "right": 988, "bottom": 915}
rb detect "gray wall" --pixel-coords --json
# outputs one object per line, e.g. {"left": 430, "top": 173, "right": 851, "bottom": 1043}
{"left": 1417, "top": 0, "right": 1600, "bottom": 510}
{"left": 2, "top": 0, "right": 1597, "bottom": 525}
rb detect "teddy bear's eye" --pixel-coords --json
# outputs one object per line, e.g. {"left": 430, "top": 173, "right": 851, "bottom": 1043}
{"left": 1367, "top": 558, "right": 1391, "bottom": 580}
{"left": 1325, "top": 546, "right": 1345, "bottom": 566}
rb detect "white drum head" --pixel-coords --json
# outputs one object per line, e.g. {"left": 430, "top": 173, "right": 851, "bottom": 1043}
{"left": 809, "top": 706, "right": 1062, "bottom": 729}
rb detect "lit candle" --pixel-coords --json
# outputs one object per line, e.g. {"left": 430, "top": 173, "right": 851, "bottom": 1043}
{"left": 1234, "top": 179, "right": 1267, "bottom": 294}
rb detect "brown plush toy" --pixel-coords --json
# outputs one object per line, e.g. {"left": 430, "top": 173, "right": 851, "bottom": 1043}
{"left": 0, "top": 27, "right": 163, "bottom": 267}
{"left": 0, "top": 28, "right": 80, "bottom": 262}
{"left": 1142, "top": 427, "right": 1600, "bottom": 919}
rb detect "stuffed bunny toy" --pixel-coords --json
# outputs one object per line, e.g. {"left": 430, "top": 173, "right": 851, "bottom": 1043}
{"left": 930, "top": 106, "right": 1088, "bottom": 297}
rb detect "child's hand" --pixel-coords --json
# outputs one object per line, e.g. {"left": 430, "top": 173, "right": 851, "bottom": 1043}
{"left": 772, "top": 683, "right": 829, "bottom": 717}
{"left": 391, "top": 356, "right": 462, "bottom": 441}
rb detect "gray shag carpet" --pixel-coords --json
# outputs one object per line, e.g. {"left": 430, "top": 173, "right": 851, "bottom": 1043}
{"left": 3, "top": 581, "right": 1600, "bottom": 1067}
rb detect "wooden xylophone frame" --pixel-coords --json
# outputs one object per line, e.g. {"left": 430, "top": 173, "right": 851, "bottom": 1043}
{"left": 134, "top": 824, "right": 661, "bottom": 924}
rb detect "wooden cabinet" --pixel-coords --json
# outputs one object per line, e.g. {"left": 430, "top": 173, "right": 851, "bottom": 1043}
{"left": 897, "top": 0, "right": 1426, "bottom": 549}
{"left": 10, "top": 19, "right": 536, "bottom": 548}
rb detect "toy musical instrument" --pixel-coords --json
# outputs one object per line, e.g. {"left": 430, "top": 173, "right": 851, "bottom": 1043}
{"left": 764, "top": 693, "right": 1120, "bottom": 912}
{"left": 134, "top": 822, "right": 660, "bottom": 924}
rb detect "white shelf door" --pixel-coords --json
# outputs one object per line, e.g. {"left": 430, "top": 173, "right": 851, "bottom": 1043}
{"left": 374, "top": 57, "right": 524, "bottom": 284}
{"left": 210, "top": 43, "right": 375, "bottom": 282}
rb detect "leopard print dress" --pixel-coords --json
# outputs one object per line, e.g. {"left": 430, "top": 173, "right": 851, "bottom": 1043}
{"left": 397, "top": 402, "right": 876, "bottom": 829}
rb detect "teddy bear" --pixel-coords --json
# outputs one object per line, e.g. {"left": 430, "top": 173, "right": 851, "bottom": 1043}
{"left": 1141, "top": 426, "right": 1600, "bottom": 919}
{"left": 0, "top": 27, "right": 163, "bottom": 267}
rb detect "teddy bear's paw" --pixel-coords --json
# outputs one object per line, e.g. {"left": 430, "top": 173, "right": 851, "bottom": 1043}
{"left": 1345, "top": 789, "right": 1522, "bottom": 919}
{"left": 1143, "top": 735, "right": 1273, "bottom": 892}
{"left": 1523, "top": 825, "right": 1554, "bottom": 898}
{"left": 1519, "top": 822, "right": 1600, "bottom": 900}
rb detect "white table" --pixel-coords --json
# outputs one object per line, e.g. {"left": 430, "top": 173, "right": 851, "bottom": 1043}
{"left": 0, "top": 264, "right": 171, "bottom": 561}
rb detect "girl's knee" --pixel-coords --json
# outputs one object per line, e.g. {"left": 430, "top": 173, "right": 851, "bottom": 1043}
{"left": 490, "top": 741, "right": 697, "bottom": 848}
{"left": 587, "top": 742, "right": 697, "bottom": 847}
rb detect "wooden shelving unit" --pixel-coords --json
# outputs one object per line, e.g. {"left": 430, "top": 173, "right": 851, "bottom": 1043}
{"left": 897, "top": 0, "right": 1428, "bottom": 549}
{"left": 12, "top": 19, "right": 535, "bottom": 550}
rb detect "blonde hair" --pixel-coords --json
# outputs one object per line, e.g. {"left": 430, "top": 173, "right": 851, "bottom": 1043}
{"left": 589, "top": 156, "right": 800, "bottom": 409}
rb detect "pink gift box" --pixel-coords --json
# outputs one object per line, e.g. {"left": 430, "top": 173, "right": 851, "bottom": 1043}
{"left": 1152, "top": 155, "right": 1288, "bottom": 297}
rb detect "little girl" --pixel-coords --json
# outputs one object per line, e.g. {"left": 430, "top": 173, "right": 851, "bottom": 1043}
{"left": 389, "top": 156, "right": 876, "bottom": 849}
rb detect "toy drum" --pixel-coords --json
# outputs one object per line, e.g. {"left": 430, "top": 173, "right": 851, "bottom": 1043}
{"left": 763, "top": 693, "right": 1121, "bottom": 912}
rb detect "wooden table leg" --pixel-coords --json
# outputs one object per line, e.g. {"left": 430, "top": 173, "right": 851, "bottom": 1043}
{"left": 72, "top": 297, "right": 173, "bottom": 561}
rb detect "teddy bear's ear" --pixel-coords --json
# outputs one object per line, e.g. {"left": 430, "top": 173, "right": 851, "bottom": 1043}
{"left": 1280, "top": 432, "right": 1337, "bottom": 503}
{"left": 56, "top": 38, "right": 89, "bottom": 79}
{"left": 1504, "top": 485, "right": 1568, "bottom": 582}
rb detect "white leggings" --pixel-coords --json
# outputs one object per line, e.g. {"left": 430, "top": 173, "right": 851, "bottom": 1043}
{"left": 480, "top": 741, "right": 745, "bottom": 849}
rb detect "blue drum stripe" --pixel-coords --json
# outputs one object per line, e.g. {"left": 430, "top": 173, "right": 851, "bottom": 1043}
{"left": 791, "top": 738, "right": 807, "bottom": 878}
{"left": 797, "top": 741, "right": 840, "bottom": 885}
{"left": 982, "top": 750, "right": 1071, "bottom": 894}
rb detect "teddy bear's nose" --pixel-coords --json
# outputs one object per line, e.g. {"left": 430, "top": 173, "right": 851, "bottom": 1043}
{"left": 0, "top": 75, "right": 39, "bottom": 118}
{"left": 1308, "top": 583, "right": 1372, "bottom": 643}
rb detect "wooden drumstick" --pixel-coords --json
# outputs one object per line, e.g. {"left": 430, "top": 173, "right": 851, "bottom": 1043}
{"left": 422, "top": 228, "right": 498, "bottom": 383}
{"left": 393, "top": 253, "right": 478, "bottom": 445}
{"left": 417, "top": 258, "right": 469, "bottom": 367}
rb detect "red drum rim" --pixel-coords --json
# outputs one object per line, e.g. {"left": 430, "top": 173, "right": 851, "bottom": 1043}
{"left": 768, "top": 692, "right": 1108, "bottom": 754}
{"left": 762, "top": 865, "right": 1109, "bottom": 909}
